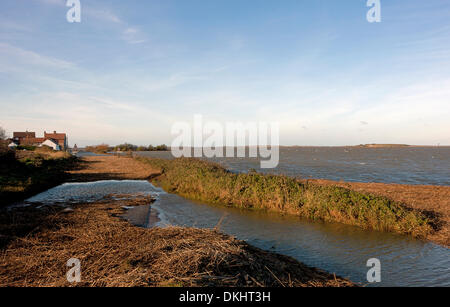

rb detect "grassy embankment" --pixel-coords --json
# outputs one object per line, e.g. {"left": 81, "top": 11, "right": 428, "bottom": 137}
{"left": 138, "top": 157, "right": 433, "bottom": 238}
{"left": 0, "top": 149, "right": 78, "bottom": 206}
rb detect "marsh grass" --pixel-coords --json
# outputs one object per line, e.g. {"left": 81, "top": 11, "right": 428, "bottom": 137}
{"left": 138, "top": 157, "right": 432, "bottom": 238}
{"left": 0, "top": 151, "right": 78, "bottom": 206}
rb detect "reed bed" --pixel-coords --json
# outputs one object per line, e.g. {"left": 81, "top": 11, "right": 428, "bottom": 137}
{"left": 138, "top": 157, "right": 433, "bottom": 238}
{"left": 0, "top": 196, "right": 353, "bottom": 287}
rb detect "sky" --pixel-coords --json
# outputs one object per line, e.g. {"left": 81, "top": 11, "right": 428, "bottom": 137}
{"left": 0, "top": 0, "right": 449, "bottom": 146}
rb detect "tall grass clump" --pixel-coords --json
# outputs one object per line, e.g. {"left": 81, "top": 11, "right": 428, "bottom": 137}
{"left": 0, "top": 151, "right": 78, "bottom": 206}
{"left": 138, "top": 157, "right": 432, "bottom": 238}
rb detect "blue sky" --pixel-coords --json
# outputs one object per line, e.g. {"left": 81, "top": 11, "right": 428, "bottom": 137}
{"left": 1, "top": 0, "right": 449, "bottom": 146}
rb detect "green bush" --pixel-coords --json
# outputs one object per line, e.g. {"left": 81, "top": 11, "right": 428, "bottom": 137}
{"left": 16, "top": 145, "right": 36, "bottom": 151}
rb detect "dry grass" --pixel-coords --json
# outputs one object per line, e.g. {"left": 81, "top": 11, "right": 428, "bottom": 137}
{"left": 0, "top": 196, "right": 354, "bottom": 287}
{"left": 68, "top": 156, "right": 159, "bottom": 182}
{"left": 14, "top": 149, "right": 72, "bottom": 160}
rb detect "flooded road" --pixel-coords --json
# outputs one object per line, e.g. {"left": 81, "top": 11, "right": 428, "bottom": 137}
{"left": 23, "top": 180, "right": 450, "bottom": 287}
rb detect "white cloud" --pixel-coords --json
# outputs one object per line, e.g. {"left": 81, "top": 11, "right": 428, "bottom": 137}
{"left": 33, "top": 0, "right": 147, "bottom": 45}
{"left": 121, "top": 27, "right": 147, "bottom": 44}
{"left": 34, "top": 0, "right": 123, "bottom": 24}
{"left": 84, "top": 8, "right": 123, "bottom": 24}
{"left": 0, "top": 91, "right": 177, "bottom": 146}
{"left": 250, "top": 79, "right": 450, "bottom": 145}
{"left": 0, "top": 43, "right": 74, "bottom": 71}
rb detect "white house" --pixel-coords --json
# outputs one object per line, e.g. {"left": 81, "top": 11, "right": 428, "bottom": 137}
{"left": 40, "top": 139, "right": 61, "bottom": 151}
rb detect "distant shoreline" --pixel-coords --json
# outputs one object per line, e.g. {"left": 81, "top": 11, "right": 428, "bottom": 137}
{"left": 76, "top": 144, "right": 450, "bottom": 151}
{"left": 279, "top": 145, "right": 450, "bottom": 149}
{"left": 354, "top": 144, "right": 447, "bottom": 148}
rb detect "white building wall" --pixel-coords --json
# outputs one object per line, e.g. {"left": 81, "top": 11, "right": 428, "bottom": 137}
{"left": 41, "top": 139, "right": 61, "bottom": 151}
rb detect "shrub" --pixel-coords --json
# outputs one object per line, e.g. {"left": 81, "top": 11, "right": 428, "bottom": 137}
{"left": 114, "top": 143, "right": 137, "bottom": 152}
{"left": 85, "top": 144, "right": 111, "bottom": 153}
{"left": 16, "top": 145, "right": 36, "bottom": 151}
{"left": 114, "top": 144, "right": 170, "bottom": 152}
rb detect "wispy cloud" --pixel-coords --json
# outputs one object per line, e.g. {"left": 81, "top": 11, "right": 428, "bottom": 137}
{"left": 34, "top": 0, "right": 123, "bottom": 24}
{"left": 121, "top": 27, "right": 146, "bottom": 44}
{"left": 0, "top": 43, "right": 75, "bottom": 71}
{"left": 84, "top": 8, "right": 123, "bottom": 24}
{"left": 2, "top": 0, "right": 449, "bottom": 146}
{"left": 89, "top": 96, "right": 139, "bottom": 112}
{"left": 32, "top": 0, "right": 147, "bottom": 44}
{"left": 0, "top": 91, "right": 176, "bottom": 145}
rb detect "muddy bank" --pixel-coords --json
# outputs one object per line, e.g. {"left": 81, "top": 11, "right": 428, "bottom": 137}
{"left": 0, "top": 196, "right": 353, "bottom": 287}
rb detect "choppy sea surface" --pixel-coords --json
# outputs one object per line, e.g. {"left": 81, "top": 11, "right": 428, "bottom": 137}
{"left": 135, "top": 147, "right": 450, "bottom": 186}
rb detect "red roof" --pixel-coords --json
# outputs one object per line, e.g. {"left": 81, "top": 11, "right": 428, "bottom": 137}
{"left": 44, "top": 131, "right": 66, "bottom": 141}
{"left": 21, "top": 138, "right": 45, "bottom": 145}
{"left": 13, "top": 132, "right": 36, "bottom": 139}
{"left": 13, "top": 131, "right": 67, "bottom": 148}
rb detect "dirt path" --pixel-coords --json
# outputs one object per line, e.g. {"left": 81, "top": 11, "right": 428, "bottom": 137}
{"left": 69, "top": 156, "right": 160, "bottom": 182}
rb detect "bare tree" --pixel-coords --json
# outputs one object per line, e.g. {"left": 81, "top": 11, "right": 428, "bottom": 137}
{"left": 0, "top": 127, "right": 7, "bottom": 154}
{"left": 0, "top": 126, "right": 6, "bottom": 140}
